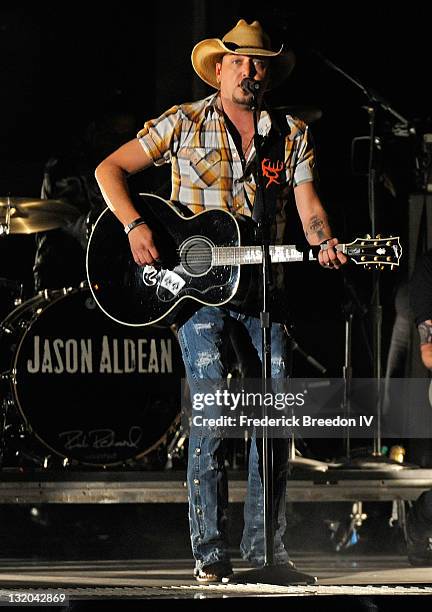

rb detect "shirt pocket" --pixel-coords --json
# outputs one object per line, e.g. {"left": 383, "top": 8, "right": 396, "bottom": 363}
{"left": 178, "top": 147, "right": 222, "bottom": 188}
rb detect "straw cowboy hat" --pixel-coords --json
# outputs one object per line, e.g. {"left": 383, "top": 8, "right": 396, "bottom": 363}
{"left": 191, "top": 19, "right": 295, "bottom": 90}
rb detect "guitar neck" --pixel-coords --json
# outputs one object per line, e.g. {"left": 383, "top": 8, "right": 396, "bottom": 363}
{"left": 211, "top": 240, "right": 397, "bottom": 267}
{"left": 212, "top": 245, "right": 315, "bottom": 265}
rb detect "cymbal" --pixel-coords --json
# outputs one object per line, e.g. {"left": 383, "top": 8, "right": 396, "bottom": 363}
{"left": 0, "top": 197, "right": 80, "bottom": 234}
{"left": 274, "top": 106, "right": 323, "bottom": 124}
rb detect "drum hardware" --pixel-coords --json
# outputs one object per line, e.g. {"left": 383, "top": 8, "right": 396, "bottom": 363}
{"left": 164, "top": 425, "right": 187, "bottom": 469}
{"left": 29, "top": 506, "right": 50, "bottom": 528}
{"left": 340, "top": 276, "right": 364, "bottom": 461}
{"left": 282, "top": 325, "right": 331, "bottom": 472}
{"left": 389, "top": 498, "right": 408, "bottom": 533}
{"left": 0, "top": 196, "right": 12, "bottom": 236}
{"left": 0, "top": 399, "right": 8, "bottom": 467}
{"left": 329, "top": 274, "right": 411, "bottom": 471}
{"left": 36, "top": 455, "right": 70, "bottom": 470}
{"left": 284, "top": 325, "right": 328, "bottom": 376}
{"left": 37, "top": 287, "right": 73, "bottom": 300}
{"left": 0, "top": 278, "right": 24, "bottom": 322}
{"left": 0, "top": 386, "right": 47, "bottom": 470}
{"left": 326, "top": 501, "right": 368, "bottom": 552}
{"left": 0, "top": 388, "right": 19, "bottom": 463}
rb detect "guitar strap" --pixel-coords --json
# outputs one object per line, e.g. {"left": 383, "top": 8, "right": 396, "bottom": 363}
{"left": 230, "top": 111, "right": 293, "bottom": 320}
{"left": 244, "top": 109, "right": 290, "bottom": 227}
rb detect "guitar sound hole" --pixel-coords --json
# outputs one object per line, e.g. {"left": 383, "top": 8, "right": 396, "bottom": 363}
{"left": 180, "top": 238, "right": 212, "bottom": 276}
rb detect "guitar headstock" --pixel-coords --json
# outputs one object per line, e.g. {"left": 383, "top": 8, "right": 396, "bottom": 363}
{"left": 341, "top": 235, "right": 402, "bottom": 269}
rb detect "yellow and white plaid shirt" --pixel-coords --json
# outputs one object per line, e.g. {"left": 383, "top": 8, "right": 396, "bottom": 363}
{"left": 137, "top": 93, "right": 315, "bottom": 244}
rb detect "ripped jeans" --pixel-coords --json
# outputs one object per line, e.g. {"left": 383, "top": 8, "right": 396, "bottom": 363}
{"left": 177, "top": 306, "right": 291, "bottom": 570}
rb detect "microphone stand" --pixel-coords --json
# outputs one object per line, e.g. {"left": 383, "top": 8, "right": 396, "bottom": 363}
{"left": 232, "top": 85, "right": 315, "bottom": 586}
{"left": 314, "top": 52, "right": 412, "bottom": 470}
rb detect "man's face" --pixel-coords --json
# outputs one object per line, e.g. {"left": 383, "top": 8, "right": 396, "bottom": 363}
{"left": 215, "top": 54, "right": 270, "bottom": 107}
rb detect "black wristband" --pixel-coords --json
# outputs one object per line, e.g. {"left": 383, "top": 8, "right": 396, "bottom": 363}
{"left": 124, "top": 217, "right": 147, "bottom": 235}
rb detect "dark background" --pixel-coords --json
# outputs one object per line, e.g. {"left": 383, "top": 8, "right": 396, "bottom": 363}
{"left": 1, "top": 2, "right": 431, "bottom": 380}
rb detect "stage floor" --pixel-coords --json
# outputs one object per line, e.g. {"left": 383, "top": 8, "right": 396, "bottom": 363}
{"left": 0, "top": 554, "right": 431, "bottom": 599}
{"left": 0, "top": 475, "right": 432, "bottom": 603}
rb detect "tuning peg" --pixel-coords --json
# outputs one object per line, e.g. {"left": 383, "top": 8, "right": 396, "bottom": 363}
{"left": 376, "top": 234, "right": 382, "bottom": 239}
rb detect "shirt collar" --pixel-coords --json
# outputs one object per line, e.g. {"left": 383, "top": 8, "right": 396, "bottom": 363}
{"left": 205, "top": 93, "right": 272, "bottom": 137}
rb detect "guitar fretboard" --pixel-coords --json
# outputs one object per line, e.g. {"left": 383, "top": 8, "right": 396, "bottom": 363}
{"left": 212, "top": 245, "right": 314, "bottom": 266}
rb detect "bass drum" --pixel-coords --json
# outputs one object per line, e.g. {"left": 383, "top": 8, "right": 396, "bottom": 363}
{"left": 0, "top": 286, "right": 184, "bottom": 466}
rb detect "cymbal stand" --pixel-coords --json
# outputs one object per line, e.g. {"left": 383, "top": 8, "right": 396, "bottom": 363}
{"left": 164, "top": 427, "right": 187, "bottom": 470}
{"left": 283, "top": 324, "right": 330, "bottom": 471}
{"left": 0, "top": 395, "right": 7, "bottom": 468}
{"left": 0, "top": 197, "right": 11, "bottom": 236}
{"left": 340, "top": 273, "right": 369, "bottom": 459}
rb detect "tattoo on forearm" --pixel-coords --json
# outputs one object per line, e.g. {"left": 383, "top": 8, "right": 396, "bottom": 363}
{"left": 305, "top": 215, "right": 327, "bottom": 241}
{"left": 418, "top": 320, "right": 432, "bottom": 344}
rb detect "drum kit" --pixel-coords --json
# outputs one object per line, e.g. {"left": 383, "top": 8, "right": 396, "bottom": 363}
{"left": 0, "top": 197, "right": 185, "bottom": 468}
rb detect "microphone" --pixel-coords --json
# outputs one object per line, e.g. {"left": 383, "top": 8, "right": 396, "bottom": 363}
{"left": 240, "top": 78, "right": 263, "bottom": 95}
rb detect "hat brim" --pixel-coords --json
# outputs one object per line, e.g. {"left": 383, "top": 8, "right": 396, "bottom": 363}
{"left": 191, "top": 39, "right": 295, "bottom": 90}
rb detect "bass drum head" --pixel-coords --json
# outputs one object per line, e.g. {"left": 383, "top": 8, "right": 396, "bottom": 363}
{"left": 12, "top": 288, "right": 184, "bottom": 466}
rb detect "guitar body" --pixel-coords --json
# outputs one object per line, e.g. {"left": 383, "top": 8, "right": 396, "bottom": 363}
{"left": 86, "top": 194, "right": 242, "bottom": 326}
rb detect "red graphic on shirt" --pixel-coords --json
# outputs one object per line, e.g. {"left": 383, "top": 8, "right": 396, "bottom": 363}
{"left": 261, "top": 158, "right": 284, "bottom": 188}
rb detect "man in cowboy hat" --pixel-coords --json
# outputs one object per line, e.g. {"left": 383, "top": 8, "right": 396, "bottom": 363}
{"left": 94, "top": 19, "right": 347, "bottom": 582}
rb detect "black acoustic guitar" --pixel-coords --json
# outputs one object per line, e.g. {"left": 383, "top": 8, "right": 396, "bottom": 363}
{"left": 86, "top": 193, "right": 402, "bottom": 326}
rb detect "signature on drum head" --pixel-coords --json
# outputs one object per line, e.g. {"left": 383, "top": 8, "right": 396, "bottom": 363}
{"left": 58, "top": 426, "right": 143, "bottom": 450}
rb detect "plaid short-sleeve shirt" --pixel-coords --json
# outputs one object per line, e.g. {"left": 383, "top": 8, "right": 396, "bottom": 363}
{"left": 137, "top": 93, "right": 315, "bottom": 245}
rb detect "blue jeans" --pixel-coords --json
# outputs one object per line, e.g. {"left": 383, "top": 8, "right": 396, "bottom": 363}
{"left": 177, "top": 306, "right": 291, "bottom": 570}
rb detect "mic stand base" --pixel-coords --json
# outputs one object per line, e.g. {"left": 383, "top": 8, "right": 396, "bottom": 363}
{"left": 288, "top": 456, "right": 329, "bottom": 472}
{"left": 231, "top": 563, "right": 317, "bottom": 586}
{"left": 331, "top": 454, "right": 415, "bottom": 471}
